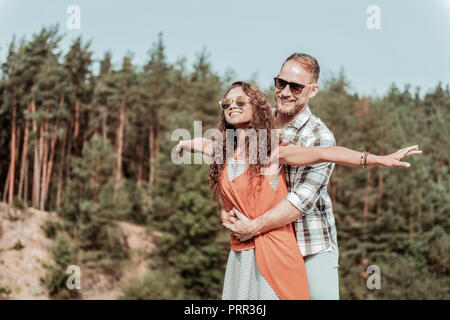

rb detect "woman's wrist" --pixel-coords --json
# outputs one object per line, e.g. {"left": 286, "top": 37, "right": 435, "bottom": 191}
{"left": 181, "top": 140, "right": 190, "bottom": 151}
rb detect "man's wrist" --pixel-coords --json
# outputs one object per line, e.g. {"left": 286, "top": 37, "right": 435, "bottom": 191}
{"left": 367, "top": 154, "right": 381, "bottom": 166}
{"left": 251, "top": 216, "right": 265, "bottom": 237}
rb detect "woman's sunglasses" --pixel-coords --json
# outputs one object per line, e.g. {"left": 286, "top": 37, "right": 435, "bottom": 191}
{"left": 274, "top": 77, "right": 316, "bottom": 95}
{"left": 218, "top": 96, "right": 249, "bottom": 110}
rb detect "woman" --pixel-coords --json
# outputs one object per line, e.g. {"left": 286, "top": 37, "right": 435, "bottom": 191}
{"left": 176, "top": 81, "right": 421, "bottom": 300}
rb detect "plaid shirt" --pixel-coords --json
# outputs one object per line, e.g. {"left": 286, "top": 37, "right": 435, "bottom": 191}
{"left": 274, "top": 106, "right": 337, "bottom": 257}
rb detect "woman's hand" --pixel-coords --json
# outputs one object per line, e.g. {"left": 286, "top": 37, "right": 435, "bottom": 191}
{"left": 174, "top": 140, "right": 191, "bottom": 160}
{"left": 376, "top": 145, "right": 422, "bottom": 168}
{"left": 221, "top": 207, "right": 237, "bottom": 225}
{"left": 175, "top": 138, "right": 214, "bottom": 159}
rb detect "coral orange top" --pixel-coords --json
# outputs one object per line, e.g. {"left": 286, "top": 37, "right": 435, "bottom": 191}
{"left": 219, "top": 164, "right": 310, "bottom": 300}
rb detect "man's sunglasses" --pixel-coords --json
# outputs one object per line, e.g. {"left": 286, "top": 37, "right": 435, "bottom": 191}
{"left": 274, "top": 77, "right": 316, "bottom": 95}
{"left": 218, "top": 96, "right": 249, "bottom": 110}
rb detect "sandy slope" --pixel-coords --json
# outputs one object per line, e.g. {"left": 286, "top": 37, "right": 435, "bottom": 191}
{"left": 0, "top": 202, "right": 156, "bottom": 300}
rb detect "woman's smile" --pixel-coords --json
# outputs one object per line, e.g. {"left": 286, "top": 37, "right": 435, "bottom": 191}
{"left": 229, "top": 110, "right": 243, "bottom": 117}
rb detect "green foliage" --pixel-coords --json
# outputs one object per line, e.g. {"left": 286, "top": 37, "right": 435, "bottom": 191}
{"left": 0, "top": 26, "right": 448, "bottom": 300}
{"left": 43, "top": 215, "right": 63, "bottom": 239}
{"left": 118, "top": 180, "right": 151, "bottom": 225}
{"left": 150, "top": 96, "right": 229, "bottom": 298}
{"left": 312, "top": 78, "right": 450, "bottom": 300}
{"left": 58, "top": 135, "right": 129, "bottom": 266}
{"left": 152, "top": 161, "right": 229, "bottom": 298}
{"left": 11, "top": 240, "right": 24, "bottom": 250}
{"left": 118, "top": 269, "right": 194, "bottom": 300}
{"left": 43, "top": 232, "right": 79, "bottom": 299}
{"left": 12, "top": 197, "right": 26, "bottom": 209}
{"left": 0, "top": 286, "right": 11, "bottom": 300}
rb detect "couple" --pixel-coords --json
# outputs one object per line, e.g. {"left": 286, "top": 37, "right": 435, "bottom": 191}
{"left": 176, "top": 53, "right": 421, "bottom": 300}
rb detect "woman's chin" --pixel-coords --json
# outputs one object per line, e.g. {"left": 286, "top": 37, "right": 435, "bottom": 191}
{"left": 227, "top": 119, "right": 250, "bottom": 129}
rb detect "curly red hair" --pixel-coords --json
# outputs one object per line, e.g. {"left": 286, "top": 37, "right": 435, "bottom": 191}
{"left": 208, "top": 81, "right": 275, "bottom": 201}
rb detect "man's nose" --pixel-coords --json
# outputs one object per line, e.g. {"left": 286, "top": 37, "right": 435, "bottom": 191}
{"left": 280, "top": 84, "right": 292, "bottom": 97}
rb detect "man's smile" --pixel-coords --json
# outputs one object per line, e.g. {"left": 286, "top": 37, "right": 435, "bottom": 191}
{"left": 278, "top": 98, "right": 296, "bottom": 105}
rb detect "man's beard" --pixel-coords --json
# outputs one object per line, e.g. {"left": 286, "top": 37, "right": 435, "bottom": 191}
{"left": 275, "top": 100, "right": 303, "bottom": 117}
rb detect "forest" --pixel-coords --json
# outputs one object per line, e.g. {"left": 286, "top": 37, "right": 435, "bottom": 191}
{"left": 0, "top": 25, "right": 448, "bottom": 299}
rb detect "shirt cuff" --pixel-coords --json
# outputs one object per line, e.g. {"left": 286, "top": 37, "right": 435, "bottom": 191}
{"left": 285, "top": 192, "right": 307, "bottom": 216}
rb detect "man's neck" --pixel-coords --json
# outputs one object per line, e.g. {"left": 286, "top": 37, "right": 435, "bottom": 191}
{"left": 275, "top": 104, "right": 308, "bottom": 127}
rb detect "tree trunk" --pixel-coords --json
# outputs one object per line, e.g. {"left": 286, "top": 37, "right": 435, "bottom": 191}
{"left": 137, "top": 144, "right": 143, "bottom": 187}
{"left": 82, "top": 107, "right": 89, "bottom": 154}
{"left": 418, "top": 187, "right": 423, "bottom": 232}
{"left": 8, "top": 89, "right": 17, "bottom": 204}
{"left": 363, "top": 168, "right": 372, "bottom": 243}
{"left": 31, "top": 99, "right": 41, "bottom": 208}
{"left": 45, "top": 113, "right": 60, "bottom": 207}
{"left": 65, "top": 117, "right": 73, "bottom": 195}
{"left": 376, "top": 169, "right": 384, "bottom": 221}
{"left": 40, "top": 108, "right": 50, "bottom": 210}
{"left": 102, "top": 109, "right": 108, "bottom": 143}
{"left": 56, "top": 123, "right": 67, "bottom": 208}
{"left": 155, "top": 122, "right": 160, "bottom": 166}
{"left": 115, "top": 91, "right": 126, "bottom": 194}
{"left": 23, "top": 158, "right": 29, "bottom": 206}
{"left": 149, "top": 124, "right": 155, "bottom": 185}
{"left": 74, "top": 94, "right": 80, "bottom": 154}
{"left": 18, "top": 103, "right": 30, "bottom": 201}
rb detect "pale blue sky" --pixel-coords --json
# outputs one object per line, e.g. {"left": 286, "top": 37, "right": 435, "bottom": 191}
{"left": 0, "top": 0, "right": 449, "bottom": 96}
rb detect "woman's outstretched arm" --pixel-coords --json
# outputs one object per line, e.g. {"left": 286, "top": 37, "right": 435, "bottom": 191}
{"left": 277, "top": 144, "right": 422, "bottom": 168}
{"left": 175, "top": 138, "right": 214, "bottom": 157}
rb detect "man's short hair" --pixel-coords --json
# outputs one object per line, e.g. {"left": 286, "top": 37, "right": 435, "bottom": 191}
{"left": 282, "top": 53, "right": 320, "bottom": 83}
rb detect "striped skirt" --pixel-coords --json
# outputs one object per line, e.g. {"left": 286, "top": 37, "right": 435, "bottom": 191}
{"left": 222, "top": 160, "right": 282, "bottom": 300}
{"left": 222, "top": 248, "right": 280, "bottom": 300}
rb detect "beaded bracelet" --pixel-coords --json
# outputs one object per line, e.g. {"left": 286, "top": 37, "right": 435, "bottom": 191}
{"left": 364, "top": 151, "right": 368, "bottom": 168}
{"left": 361, "top": 151, "right": 368, "bottom": 168}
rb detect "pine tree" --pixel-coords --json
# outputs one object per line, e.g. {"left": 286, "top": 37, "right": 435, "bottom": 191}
{"left": 143, "top": 33, "right": 170, "bottom": 189}
{"left": 187, "top": 49, "right": 223, "bottom": 128}
{"left": 62, "top": 37, "right": 93, "bottom": 206}
{"left": 58, "top": 135, "right": 129, "bottom": 266}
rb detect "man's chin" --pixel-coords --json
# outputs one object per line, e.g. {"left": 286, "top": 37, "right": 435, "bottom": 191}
{"left": 276, "top": 103, "right": 298, "bottom": 116}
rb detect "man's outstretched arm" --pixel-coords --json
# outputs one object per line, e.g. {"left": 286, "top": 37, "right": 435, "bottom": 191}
{"left": 223, "top": 132, "right": 336, "bottom": 241}
{"left": 223, "top": 161, "right": 332, "bottom": 241}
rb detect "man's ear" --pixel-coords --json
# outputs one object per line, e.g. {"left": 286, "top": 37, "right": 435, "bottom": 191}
{"left": 309, "top": 85, "right": 319, "bottom": 98}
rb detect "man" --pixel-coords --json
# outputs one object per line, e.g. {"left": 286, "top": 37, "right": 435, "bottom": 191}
{"left": 222, "top": 53, "right": 340, "bottom": 300}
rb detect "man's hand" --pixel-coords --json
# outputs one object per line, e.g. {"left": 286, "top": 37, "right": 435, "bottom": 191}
{"left": 222, "top": 208, "right": 258, "bottom": 242}
{"left": 378, "top": 145, "right": 422, "bottom": 167}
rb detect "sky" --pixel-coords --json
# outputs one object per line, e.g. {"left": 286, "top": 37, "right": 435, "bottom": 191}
{"left": 0, "top": 0, "right": 449, "bottom": 96}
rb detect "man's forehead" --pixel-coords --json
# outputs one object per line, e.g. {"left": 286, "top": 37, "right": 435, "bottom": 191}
{"left": 279, "top": 60, "right": 312, "bottom": 82}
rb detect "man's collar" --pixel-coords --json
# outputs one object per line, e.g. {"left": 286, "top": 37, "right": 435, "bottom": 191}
{"left": 284, "top": 105, "right": 312, "bottom": 129}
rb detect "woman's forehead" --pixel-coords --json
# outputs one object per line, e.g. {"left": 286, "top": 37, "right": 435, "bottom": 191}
{"left": 226, "top": 86, "right": 245, "bottom": 98}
